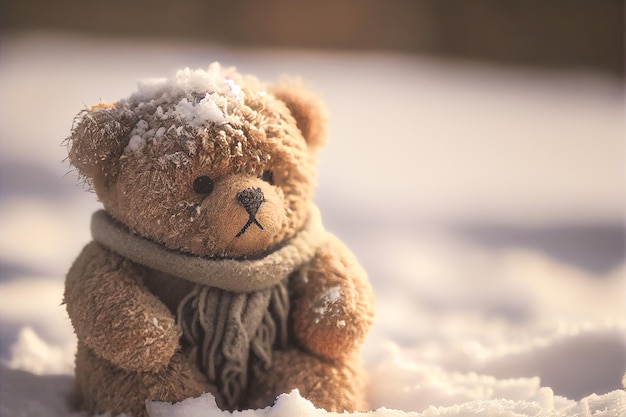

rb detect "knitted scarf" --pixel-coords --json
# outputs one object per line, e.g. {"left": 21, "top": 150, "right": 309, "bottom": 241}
{"left": 90, "top": 209, "right": 325, "bottom": 409}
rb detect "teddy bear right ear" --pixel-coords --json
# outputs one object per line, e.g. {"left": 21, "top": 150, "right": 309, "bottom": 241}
{"left": 270, "top": 78, "right": 328, "bottom": 154}
{"left": 67, "top": 102, "right": 135, "bottom": 188}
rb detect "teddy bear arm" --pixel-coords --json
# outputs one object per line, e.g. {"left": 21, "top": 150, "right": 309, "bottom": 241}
{"left": 292, "top": 235, "right": 374, "bottom": 360}
{"left": 65, "top": 242, "right": 180, "bottom": 372}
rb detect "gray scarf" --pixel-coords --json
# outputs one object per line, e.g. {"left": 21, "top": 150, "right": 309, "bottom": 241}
{"left": 90, "top": 209, "right": 326, "bottom": 409}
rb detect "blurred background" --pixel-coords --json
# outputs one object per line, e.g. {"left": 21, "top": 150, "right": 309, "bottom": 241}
{"left": 0, "top": 0, "right": 624, "bottom": 407}
{"left": 1, "top": 0, "right": 623, "bottom": 76}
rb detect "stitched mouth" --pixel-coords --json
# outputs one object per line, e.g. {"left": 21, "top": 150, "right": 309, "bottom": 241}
{"left": 235, "top": 215, "right": 264, "bottom": 237}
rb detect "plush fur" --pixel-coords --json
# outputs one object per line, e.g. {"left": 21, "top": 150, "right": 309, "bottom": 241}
{"left": 64, "top": 64, "right": 374, "bottom": 416}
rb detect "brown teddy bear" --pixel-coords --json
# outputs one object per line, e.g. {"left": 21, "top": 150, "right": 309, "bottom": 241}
{"left": 63, "top": 64, "right": 374, "bottom": 417}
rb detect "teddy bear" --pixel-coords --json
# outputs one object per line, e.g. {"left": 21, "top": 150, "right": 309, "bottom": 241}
{"left": 63, "top": 63, "right": 374, "bottom": 417}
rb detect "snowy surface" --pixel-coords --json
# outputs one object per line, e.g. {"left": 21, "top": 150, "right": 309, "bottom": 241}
{"left": 0, "top": 33, "right": 624, "bottom": 416}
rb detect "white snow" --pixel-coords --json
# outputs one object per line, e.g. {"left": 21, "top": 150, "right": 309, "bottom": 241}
{"left": 126, "top": 135, "right": 146, "bottom": 152}
{"left": 133, "top": 64, "right": 235, "bottom": 101}
{"left": 6, "top": 327, "right": 75, "bottom": 376}
{"left": 314, "top": 286, "right": 342, "bottom": 320}
{"left": 144, "top": 389, "right": 626, "bottom": 417}
{"left": 325, "top": 286, "right": 341, "bottom": 303}
{"left": 0, "top": 33, "right": 624, "bottom": 417}
{"left": 122, "top": 63, "right": 242, "bottom": 151}
{"left": 173, "top": 94, "right": 225, "bottom": 126}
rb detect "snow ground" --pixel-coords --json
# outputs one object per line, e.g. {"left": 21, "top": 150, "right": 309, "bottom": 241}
{"left": 0, "top": 33, "right": 624, "bottom": 416}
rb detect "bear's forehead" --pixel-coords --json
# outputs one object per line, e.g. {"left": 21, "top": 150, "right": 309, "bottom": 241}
{"left": 118, "top": 64, "right": 292, "bottom": 156}
{"left": 116, "top": 63, "right": 304, "bottom": 170}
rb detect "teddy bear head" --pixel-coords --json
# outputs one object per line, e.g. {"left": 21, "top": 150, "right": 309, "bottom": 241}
{"left": 67, "top": 64, "right": 327, "bottom": 258}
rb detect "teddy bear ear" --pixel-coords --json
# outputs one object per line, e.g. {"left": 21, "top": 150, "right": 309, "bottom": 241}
{"left": 270, "top": 78, "right": 328, "bottom": 153}
{"left": 67, "top": 102, "right": 135, "bottom": 188}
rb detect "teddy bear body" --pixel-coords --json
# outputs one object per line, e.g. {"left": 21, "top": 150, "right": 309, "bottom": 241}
{"left": 64, "top": 64, "right": 373, "bottom": 416}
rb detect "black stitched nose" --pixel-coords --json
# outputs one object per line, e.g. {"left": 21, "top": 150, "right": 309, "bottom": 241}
{"left": 236, "top": 187, "right": 265, "bottom": 217}
{"left": 235, "top": 188, "right": 265, "bottom": 238}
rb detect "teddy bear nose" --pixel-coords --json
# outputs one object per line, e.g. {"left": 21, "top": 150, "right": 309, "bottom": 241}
{"left": 236, "top": 187, "right": 265, "bottom": 216}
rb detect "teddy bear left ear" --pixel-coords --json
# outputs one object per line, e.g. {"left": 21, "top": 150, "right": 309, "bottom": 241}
{"left": 67, "top": 102, "right": 136, "bottom": 191}
{"left": 270, "top": 78, "right": 328, "bottom": 153}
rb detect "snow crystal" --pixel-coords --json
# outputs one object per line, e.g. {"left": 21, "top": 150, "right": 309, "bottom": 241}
{"left": 174, "top": 64, "right": 231, "bottom": 96}
{"left": 158, "top": 151, "right": 190, "bottom": 168}
{"left": 173, "top": 98, "right": 197, "bottom": 120}
{"left": 326, "top": 286, "right": 341, "bottom": 303}
{"left": 226, "top": 79, "right": 242, "bottom": 99}
{"left": 125, "top": 135, "right": 146, "bottom": 152}
{"left": 146, "top": 391, "right": 222, "bottom": 417}
{"left": 173, "top": 94, "right": 225, "bottom": 126}
{"left": 313, "top": 286, "right": 342, "bottom": 320}
{"left": 155, "top": 126, "right": 166, "bottom": 138}
{"left": 134, "top": 119, "right": 149, "bottom": 132}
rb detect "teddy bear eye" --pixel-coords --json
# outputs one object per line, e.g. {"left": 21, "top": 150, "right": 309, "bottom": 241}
{"left": 260, "top": 170, "right": 274, "bottom": 185}
{"left": 193, "top": 176, "right": 214, "bottom": 194}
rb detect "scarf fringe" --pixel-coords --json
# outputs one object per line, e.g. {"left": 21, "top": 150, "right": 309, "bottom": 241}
{"left": 177, "top": 280, "right": 289, "bottom": 409}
